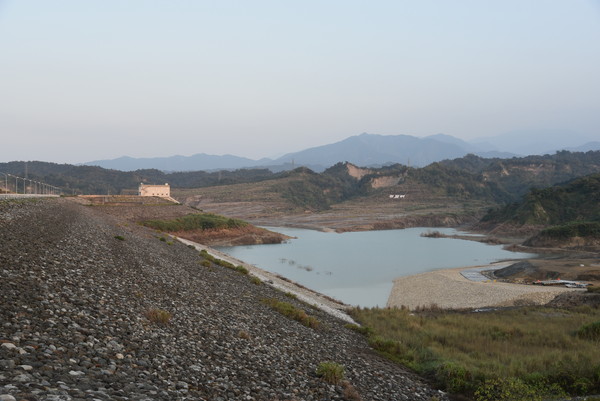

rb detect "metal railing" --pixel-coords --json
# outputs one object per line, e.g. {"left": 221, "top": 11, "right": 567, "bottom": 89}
{"left": 0, "top": 172, "right": 63, "bottom": 198}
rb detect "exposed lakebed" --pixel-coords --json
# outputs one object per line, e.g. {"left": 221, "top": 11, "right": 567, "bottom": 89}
{"left": 216, "top": 227, "right": 537, "bottom": 307}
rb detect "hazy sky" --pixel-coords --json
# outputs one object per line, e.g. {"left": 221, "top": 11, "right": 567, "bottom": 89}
{"left": 1, "top": 1, "right": 599, "bottom": 164}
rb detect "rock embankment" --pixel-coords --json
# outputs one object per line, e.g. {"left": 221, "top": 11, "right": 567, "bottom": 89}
{"left": 0, "top": 198, "right": 447, "bottom": 401}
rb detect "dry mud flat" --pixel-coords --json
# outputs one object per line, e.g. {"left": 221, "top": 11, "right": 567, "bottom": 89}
{"left": 0, "top": 198, "right": 448, "bottom": 401}
{"left": 387, "top": 264, "right": 575, "bottom": 310}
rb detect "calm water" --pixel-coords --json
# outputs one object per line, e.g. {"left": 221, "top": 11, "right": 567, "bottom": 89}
{"left": 216, "top": 227, "right": 536, "bottom": 307}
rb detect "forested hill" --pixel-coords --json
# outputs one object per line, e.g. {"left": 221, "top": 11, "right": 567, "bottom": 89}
{"left": 480, "top": 173, "right": 600, "bottom": 227}
{"left": 0, "top": 161, "right": 278, "bottom": 195}
{"left": 2, "top": 151, "right": 600, "bottom": 206}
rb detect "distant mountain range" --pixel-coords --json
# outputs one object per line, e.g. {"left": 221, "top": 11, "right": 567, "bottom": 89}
{"left": 83, "top": 131, "right": 598, "bottom": 172}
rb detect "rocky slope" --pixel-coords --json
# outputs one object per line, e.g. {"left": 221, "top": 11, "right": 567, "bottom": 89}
{"left": 0, "top": 198, "right": 447, "bottom": 401}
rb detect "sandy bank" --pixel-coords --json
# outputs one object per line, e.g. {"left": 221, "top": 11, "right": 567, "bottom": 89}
{"left": 387, "top": 263, "right": 577, "bottom": 310}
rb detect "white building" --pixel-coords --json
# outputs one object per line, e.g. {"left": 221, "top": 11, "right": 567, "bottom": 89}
{"left": 138, "top": 183, "right": 170, "bottom": 197}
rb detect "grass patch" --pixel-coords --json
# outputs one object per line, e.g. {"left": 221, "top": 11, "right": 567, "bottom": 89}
{"left": 262, "top": 298, "right": 319, "bottom": 329}
{"left": 315, "top": 361, "right": 345, "bottom": 385}
{"left": 114, "top": 235, "right": 125, "bottom": 241}
{"left": 141, "top": 213, "right": 248, "bottom": 232}
{"left": 350, "top": 306, "right": 600, "bottom": 399}
{"left": 345, "top": 323, "right": 373, "bottom": 336}
{"left": 144, "top": 308, "right": 172, "bottom": 325}
{"left": 238, "top": 330, "right": 251, "bottom": 340}
{"left": 235, "top": 265, "right": 249, "bottom": 275}
{"left": 250, "top": 276, "right": 261, "bottom": 285}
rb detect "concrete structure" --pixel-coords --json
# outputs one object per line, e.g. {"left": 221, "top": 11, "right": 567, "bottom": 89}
{"left": 138, "top": 183, "right": 170, "bottom": 197}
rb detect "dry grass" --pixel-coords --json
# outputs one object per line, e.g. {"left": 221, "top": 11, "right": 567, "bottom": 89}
{"left": 262, "top": 298, "right": 320, "bottom": 329}
{"left": 350, "top": 305, "right": 600, "bottom": 399}
{"left": 144, "top": 308, "right": 172, "bottom": 325}
{"left": 341, "top": 380, "right": 362, "bottom": 401}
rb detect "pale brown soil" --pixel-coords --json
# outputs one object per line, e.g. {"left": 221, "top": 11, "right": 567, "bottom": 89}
{"left": 387, "top": 264, "right": 575, "bottom": 310}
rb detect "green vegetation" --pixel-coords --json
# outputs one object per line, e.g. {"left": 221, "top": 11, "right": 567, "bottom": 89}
{"left": 482, "top": 173, "right": 600, "bottom": 226}
{"left": 315, "top": 361, "right": 345, "bottom": 385}
{"left": 262, "top": 298, "right": 320, "bottom": 329}
{"left": 535, "top": 221, "right": 600, "bottom": 240}
{"left": 350, "top": 306, "right": 600, "bottom": 399}
{"left": 113, "top": 235, "right": 125, "bottom": 241}
{"left": 141, "top": 213, "right": 248, "bottom": 232}
{"left": 345, "top": 323, "right": 373, "bottom": 336}
{"left": 144, "top": 308, "right": 172, "bottom": 325}
{"left": 250, "top": 276, "right": 261, "bottom": 285}
{"left": 235, "top": 265, "right": 249, "bottom": 275}
{"left": 0, "top": 160, "right": 277, "bottom": 195}
{"left": 3, "top": 152, "right": 600, "bottom": 209}
{"left": 576, "top": 321, "right": 600, "bottom": 341}
{"left": 199, "top": 249, "right": 249, "bottom": 273}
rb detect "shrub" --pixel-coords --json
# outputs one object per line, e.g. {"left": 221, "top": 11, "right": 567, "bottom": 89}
{"left": 316, "top": 361, "right": 345, "bottom": 385}
{"left": 114, "top": 235, "right": 125, "bottom": 241}
{"left": 159, "top": 237, "right": 166, "bottom": 242}
{"left": 421, "top": 230, "right": 445, "bottom": 238}
{"left": 200, "top": 260, "right": 211, "bottom": 268}
{"left": 144, "top": 308, "right": 172, "bottom": 325}
{"left": 475, "top": 378, "right": 542, "bottom": 401}
{"left": 587, "top": 286, "right": 600, "bottom": 294}
{"left": 250, "top": 276, "right": 262, "bottom": 285}
{"left": 436, "top": 362, "right": 473, "bottom": 393}
{"left": 577, "top": 321, "right": 600, "bottom": 341}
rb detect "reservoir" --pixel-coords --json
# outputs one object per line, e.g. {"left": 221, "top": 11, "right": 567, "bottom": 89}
{"left": 216, "top": 227, "right": 536, "bottom": 307}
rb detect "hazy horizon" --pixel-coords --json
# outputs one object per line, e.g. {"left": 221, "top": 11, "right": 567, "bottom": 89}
{"left": 1, "top": 1, "right": 599, "bottom": 164}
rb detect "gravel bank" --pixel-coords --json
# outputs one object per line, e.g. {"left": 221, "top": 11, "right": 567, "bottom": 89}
{"left": 1, "top": 198, "right": 447, "bottom": 401}
{"left": 387, "top": 263, "right": 575, "bottom": 310}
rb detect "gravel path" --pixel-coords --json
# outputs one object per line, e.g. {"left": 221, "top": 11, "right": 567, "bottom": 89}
{"left": 1, "top": 198, "right": 447, "bottom": 401}
{"left": 387, "top": 263, "right": 576, "bottom": 310}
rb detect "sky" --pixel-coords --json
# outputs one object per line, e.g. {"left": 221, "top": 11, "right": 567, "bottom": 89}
{"left": 1, "top": 1, "right": 599, "bottom": 164}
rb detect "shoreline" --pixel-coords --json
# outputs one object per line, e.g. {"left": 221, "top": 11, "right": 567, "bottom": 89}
{"left": 176, "top": 222, "right": 595, "bottom": 314}
{"left": 178, "top": 233, "right": 575, "bottom": 315}
{"left": 386, "top": 262, "right": 577, "bottom": 310}
{"left": 174, "top": 236, "right": 357, "bottom": 324}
